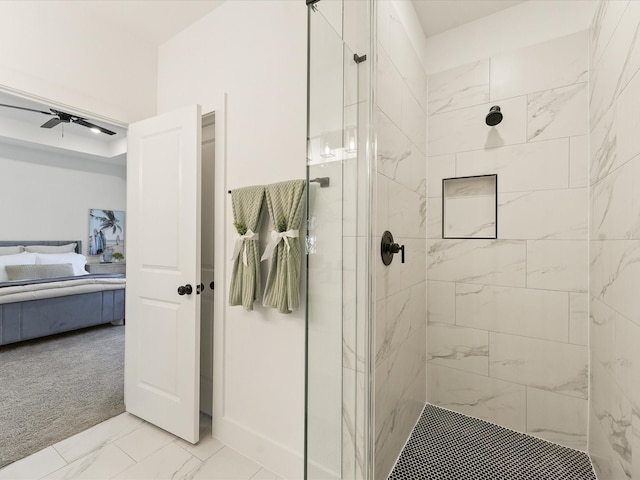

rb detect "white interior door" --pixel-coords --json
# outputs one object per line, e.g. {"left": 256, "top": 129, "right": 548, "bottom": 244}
{"left": 125, "top": 104, "right": 202, "bottom": 444}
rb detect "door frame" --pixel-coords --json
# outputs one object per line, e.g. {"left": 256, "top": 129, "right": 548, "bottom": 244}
{"left": 0, "top": 83, "right": 229, "bottom": 437}
{"left": 212, "top": 93, "right": 227, "bottom": 422}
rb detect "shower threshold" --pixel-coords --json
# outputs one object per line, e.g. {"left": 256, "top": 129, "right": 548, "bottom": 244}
{"left": 388, "top": 404, "right": 596, "bottom": 480}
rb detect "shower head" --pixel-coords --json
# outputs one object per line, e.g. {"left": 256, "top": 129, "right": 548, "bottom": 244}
{"left": 486, "top": 105, "right": 503, "bottom": 126}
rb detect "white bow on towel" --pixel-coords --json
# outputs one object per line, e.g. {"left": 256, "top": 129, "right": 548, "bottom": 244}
{"left": 231, "top": 230, "right": 259, "bottom": 266}
{"left": 260, "top": 229, "right": 299, "bottom": 262}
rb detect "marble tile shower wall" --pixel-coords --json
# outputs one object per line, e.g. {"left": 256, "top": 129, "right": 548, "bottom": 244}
{"left": 374, "top": 1, "right": 427, "bottom": 479}
{"left": 425, "top": 31, "right": 590, "bottom": 451}
{"left": 588, "top": 2, "right": 640, "bottom": 479}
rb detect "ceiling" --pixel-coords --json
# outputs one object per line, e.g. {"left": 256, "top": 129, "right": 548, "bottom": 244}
{"left": 68, "top": 0, "right": 525, "bottom": 46}
{"left": 0, "top": 0, "right": 525, "bottom": 161}
{"left": 412, "top": 0, "right": 525, "bottom": 38}
{"left": 72, "top": 0, "right": 225, "bottom": 47}
{"left": 0, "top": 91, "right": 127, "bottom": 163}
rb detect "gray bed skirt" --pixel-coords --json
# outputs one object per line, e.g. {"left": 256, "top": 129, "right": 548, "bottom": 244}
{"left": 0, "top": 289, "right": 125, "bottom": 346}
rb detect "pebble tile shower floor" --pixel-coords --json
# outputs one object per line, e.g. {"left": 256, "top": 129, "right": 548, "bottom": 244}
{"left": 388, "top": 404, "right": 596, "bottom": 480}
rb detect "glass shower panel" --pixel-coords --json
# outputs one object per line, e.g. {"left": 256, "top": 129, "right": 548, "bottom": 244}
{"left": 306, "top": 2, "right": 371, "bottom": 479}
{"left": 306, "top": 9, "right": 345, "bottom": 480}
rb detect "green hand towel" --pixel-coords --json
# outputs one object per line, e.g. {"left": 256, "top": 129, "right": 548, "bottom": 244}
{"left": 261, "top": 179, "right": 306, "bottom": 313}
{"left": 229, "top": 185, "right": 265, "bottom": 311}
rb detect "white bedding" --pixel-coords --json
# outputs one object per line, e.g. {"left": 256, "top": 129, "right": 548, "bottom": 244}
{"left": 0, "top": 277, "right": 126, "bottom": 304}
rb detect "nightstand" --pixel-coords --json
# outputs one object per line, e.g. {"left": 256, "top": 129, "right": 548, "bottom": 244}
{"left": 85, "top": 262, "right": 126, "bottom": 275}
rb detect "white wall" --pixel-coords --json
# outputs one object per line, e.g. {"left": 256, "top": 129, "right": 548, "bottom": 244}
{"left": 0, "top": 143, "right": 126, "bottom": 256}
{"left": 157, "top": 2, "right": 307, "bottom": 478}
{"left": 423, "top": 0, "right": 597, "bottom": 75}
{"left": 0, "top": 1, "right": 157, "bottom": 124}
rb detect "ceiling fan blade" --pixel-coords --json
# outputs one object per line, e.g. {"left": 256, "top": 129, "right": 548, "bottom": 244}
{"left": 40, "top": 118, "right": 63, "bottom": 129}
{"left": 73, "top": 118, "right": 117, "bottom": 135}
{"left": 0, "top": 103, "right": 54, "bottom": 116}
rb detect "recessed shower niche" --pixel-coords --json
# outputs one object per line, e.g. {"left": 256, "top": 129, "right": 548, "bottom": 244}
{"left": 442, "top": 174, "right": 497, "bottom": 239}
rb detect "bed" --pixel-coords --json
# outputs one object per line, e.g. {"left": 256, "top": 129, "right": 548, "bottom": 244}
{"left": 0, "top": 240, "right": 125, "bottom": 346}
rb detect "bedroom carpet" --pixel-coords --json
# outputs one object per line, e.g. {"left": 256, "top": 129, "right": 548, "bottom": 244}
{"left": 0, "top": 324, "right": 125, "bottom": 469}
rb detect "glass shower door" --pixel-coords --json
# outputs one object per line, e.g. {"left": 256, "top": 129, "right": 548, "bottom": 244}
{"left": 305, "top": 1, "right": 371, "bottom": 479}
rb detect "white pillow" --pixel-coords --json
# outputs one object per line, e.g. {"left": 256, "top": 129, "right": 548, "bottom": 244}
{"left": 0, "top": 245, "right": 24, "bottom": 255}
{"left": 0, "top": 252, "right": 37, "bottom": 282}
{"left": 25, "top": 243, "right": 77, "bottom": 253}
{"left": 35, "top": 252, "right": 87, "bottom": 276}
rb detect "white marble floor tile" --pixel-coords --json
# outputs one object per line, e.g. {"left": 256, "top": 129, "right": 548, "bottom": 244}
{"left": 52, "top": 412, "right": 144, "bottom": 463}
{"left": 250, "top": 468, "right": 283, "bottom": 479}
{"left": 114, "top": 422, "right": 177, "bottom": 462}
{"left": 113, "top": 442, "right": 202, "bottom": 480}
{"left": 190, "top": 447, "right": 262, "bottom": 480}
{"left": 44, "top": 444, "right": 134, "bottom": 480}
{"left": 2, "top": 413, "right": 279, "bottom": 480}
{"left": 175, "top": 432, "right": 225, "bottom": 462}
{"left": 0, "top": 447, "right": 66, "bottom": 480}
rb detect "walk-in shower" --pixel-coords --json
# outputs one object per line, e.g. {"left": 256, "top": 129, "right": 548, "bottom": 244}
{"left": 306, "top": 1, "right": 640, "bottom": 479}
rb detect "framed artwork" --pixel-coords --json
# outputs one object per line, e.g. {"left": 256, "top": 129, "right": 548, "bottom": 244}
{"left": 88, "top": 209, "right": 125, "bottom": 260}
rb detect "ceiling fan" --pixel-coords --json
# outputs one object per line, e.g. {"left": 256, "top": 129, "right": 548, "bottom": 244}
{"left": 0, "top": 103, "right": 116, "bottom": 135}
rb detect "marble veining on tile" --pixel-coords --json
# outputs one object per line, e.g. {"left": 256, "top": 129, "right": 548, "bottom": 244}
{"left": 428, "top": 364, "right": 526, "bottom": 432}
{"left": 528, "top": 83, "right": 588, "bottom": 142}
{"left": 590, "top": 1, "right": 631, "bottom": 69}
{"left": 589, "top": 1, "right": 640, "bottom": 129}
{"left": 0, "top": 414, "right": 282, "bottom": 480}
{"left": 456, "top": 283, "right": 569, "bottom": 342}
{"left": 490, "top": 332, "right": 588, "bottom": 399}
{"left": 591, "top": 160, "right": 633, "bottom": 240}
{"left": 427, "top": 324, "right": 489, "bottom": 375}
{"left": 455, "top": 138, "right": 570, "bottom": 193}
{"left": 428, "top": 59, "right": 490, "bottom": 115}
{"left": 428, "top": 239, "right": 526, "bottom": 287}
{"left": 589, "top": 104, "right": 617, "bottom": 185}
{"left": 526, "top": 240, "right": 588, "bottom": 292}
{"left": 490, "top": 31, "right": 588, "bottom": 101}
{"left": 590, "top": 240, "right": 640, "bottom": 323}
{"left": 428, "top": 96, "right": 527, "bottom": 157}
{"left": 499, "top": 188, "right": 587, "bottom": 240}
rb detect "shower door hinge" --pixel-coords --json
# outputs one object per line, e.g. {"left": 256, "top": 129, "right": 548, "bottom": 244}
{"left": 354, "top": 53, "right": 367, "bottom": 64}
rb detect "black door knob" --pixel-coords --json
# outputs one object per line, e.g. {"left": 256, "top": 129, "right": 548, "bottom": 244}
{"left": 177, "top": 284, "right": 193, "bottom": 296}
{"left": 196, "top": 283, "right": 205, "bottom": 294}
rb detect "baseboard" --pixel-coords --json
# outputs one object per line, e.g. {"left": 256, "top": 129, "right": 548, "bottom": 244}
{"left": 213, "top": 416, "right": 303, "bottom": 479}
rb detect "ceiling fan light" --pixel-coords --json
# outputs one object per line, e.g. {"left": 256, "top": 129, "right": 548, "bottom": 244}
{"left": 90, "top": 127, "right": 101, "bottom": 134}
